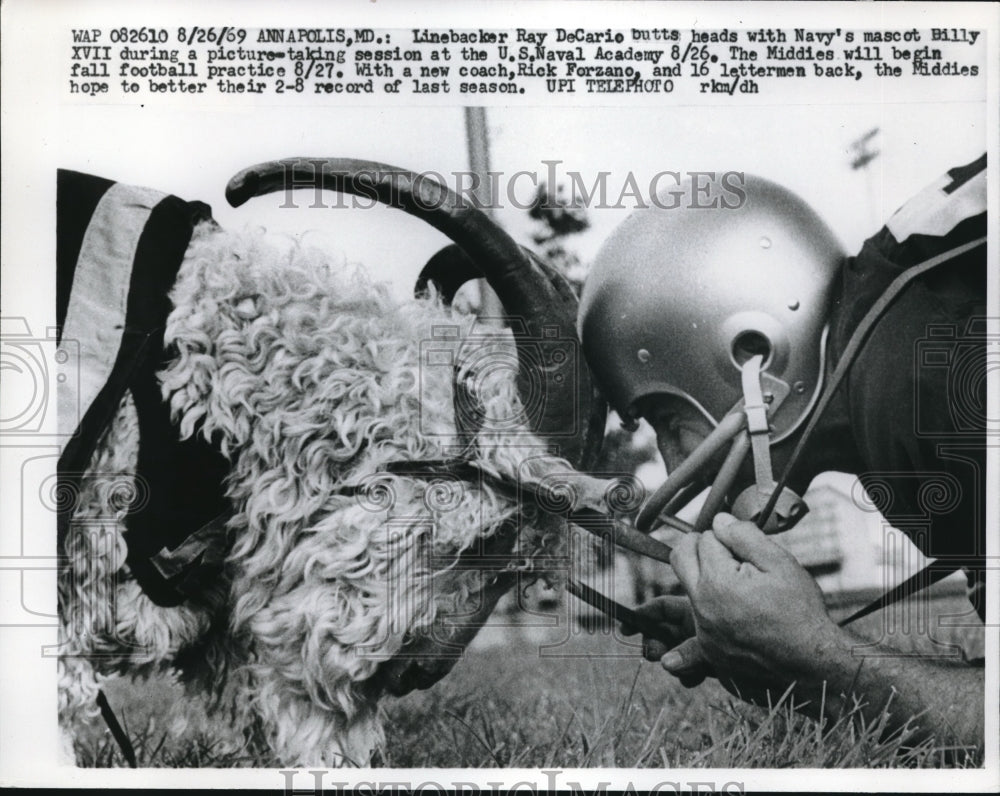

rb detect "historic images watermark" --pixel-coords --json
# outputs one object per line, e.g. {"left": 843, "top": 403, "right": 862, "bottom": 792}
{"left": 279, "top": 768, "right": 746, "bottom": 794}
{"left": 274, "top": 159, "right": 748, "bottom": 212}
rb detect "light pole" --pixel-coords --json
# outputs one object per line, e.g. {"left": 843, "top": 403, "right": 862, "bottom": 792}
{"left": 464, "top": 106, "right": 505, "bottom": 321}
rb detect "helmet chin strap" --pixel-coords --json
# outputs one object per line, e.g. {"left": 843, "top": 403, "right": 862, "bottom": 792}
{"left": 741, "top": 354, "right": 775, "bottom": 502}
{"left": 637, "top": 355, "right": 809, "bottom": 535}
{"left": 732, "top": 355, "right": 810, "bottom": 533}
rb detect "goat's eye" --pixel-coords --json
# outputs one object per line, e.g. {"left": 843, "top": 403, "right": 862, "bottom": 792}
{"left": 234, "top": 296, "right": 259, "bottom": 318}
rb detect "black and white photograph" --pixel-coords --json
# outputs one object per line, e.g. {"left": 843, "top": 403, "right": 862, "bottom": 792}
{"left": 1, "top": 0, "right": 997, "bottom": 790}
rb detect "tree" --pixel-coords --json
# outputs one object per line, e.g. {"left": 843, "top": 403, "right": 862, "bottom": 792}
{"left": 527, "top": 182, "right": 590, "bottom": 292}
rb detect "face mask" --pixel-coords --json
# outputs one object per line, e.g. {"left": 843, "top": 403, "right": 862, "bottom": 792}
{"left": 635, "top": 354, "right": 809, "bottom": 535}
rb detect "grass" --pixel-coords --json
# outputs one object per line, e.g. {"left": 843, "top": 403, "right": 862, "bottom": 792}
{"left": 74, "top": 593, "right": 984, "bottom": 769}
{"left": 74, "top": 674, "right": 265, "bottom": 768}
{"left": 375, "top": 628, "right": 981, "bottom": 769}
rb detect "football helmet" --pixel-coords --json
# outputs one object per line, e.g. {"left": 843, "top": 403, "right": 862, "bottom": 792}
{"left": 579, "top": 174, "right": 844, "bottom": 441}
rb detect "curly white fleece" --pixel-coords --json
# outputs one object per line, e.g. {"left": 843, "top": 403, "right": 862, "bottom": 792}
{"left": 59, "top": 223, "right": 576, "bottom": 766}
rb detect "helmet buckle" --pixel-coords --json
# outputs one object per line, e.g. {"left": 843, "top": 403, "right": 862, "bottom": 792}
{"left": 732, "top": 482, "right": 809, "bottom": 533}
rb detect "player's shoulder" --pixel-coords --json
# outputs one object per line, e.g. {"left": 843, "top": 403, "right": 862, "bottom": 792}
{"left": 832, "top": 155, "right": 987, "bottom": 343}
{"left": 883, "top": 153, "right": 986, "bottom": 261}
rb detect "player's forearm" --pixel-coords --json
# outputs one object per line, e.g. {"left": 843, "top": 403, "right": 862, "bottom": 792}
{"left": 793, "top": 625, "right": 984, "bottom": 751}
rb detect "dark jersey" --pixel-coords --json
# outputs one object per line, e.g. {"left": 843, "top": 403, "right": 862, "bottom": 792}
{"left": 823, "top": 155, "right": 988, "bottom": 621}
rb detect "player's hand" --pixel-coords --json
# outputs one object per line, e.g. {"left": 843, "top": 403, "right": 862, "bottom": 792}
{"left": 665, "top": 513, "right": 843, "bottom": 703}
{"left": 620, "top": 594, "right": 713, "bottom": 688}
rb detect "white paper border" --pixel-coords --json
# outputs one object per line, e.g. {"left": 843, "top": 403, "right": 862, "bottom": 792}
{"left": 2, "top": 0, "right": 997, "bottom": 790}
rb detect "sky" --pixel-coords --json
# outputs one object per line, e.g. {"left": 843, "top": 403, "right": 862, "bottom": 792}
{"left": 55, "top": 101, "right": 986, "bottom": 300}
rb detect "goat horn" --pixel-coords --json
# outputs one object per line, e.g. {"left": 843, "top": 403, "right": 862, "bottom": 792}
{"left": 414, "top": 244, "right": 482, "bottom": 304}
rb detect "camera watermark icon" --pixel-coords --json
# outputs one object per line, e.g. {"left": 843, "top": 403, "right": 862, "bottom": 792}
{"left": 419, "top": 320, "right": 581, "bottom": 440}
{"left": 914, "top": 316, "right": 998, "bottom": 438}
{"left": 6, "top": 451, "right": 156, "bottom": 657}
{"left": 0, "top": 316, "right": 80, "bottom": 440}
{"left": 849, "top": 472, "right": 985, "bottom": 659}
{"left": 352, "top": 457, "right": 652, "bottom": 660}
{"left": 529, "top": 471, "right": 650, "bottom": 659}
